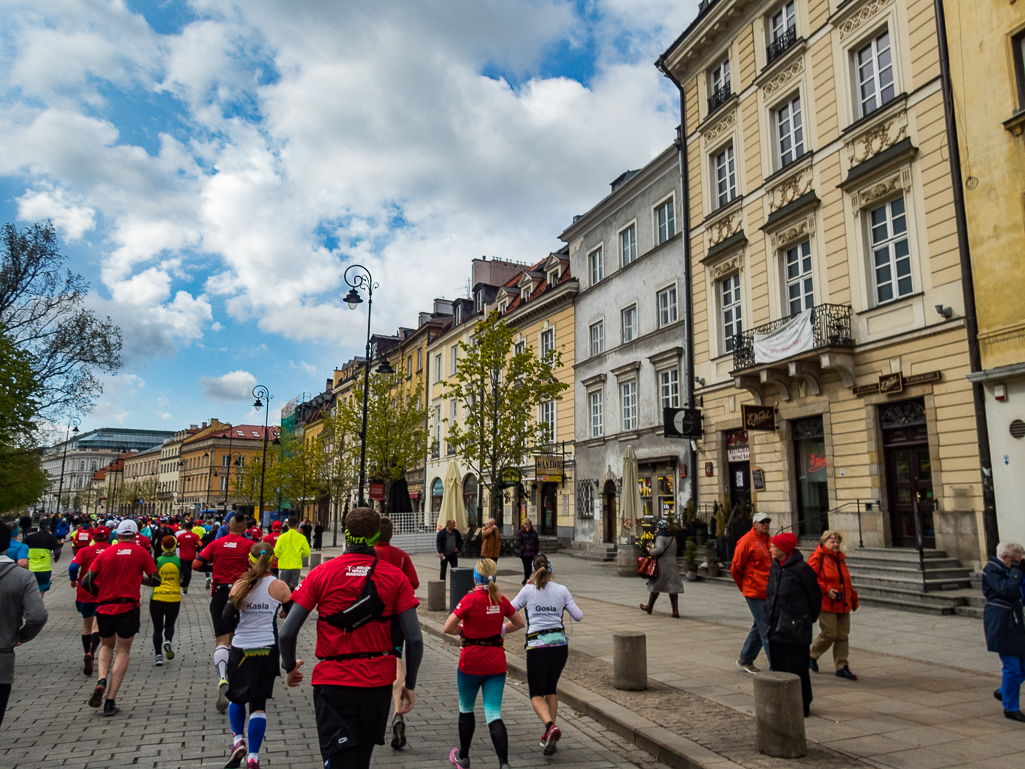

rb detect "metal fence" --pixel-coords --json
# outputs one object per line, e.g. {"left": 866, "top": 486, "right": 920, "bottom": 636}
{"left": 386, "top": 509, "right": 436, "bottom": 554}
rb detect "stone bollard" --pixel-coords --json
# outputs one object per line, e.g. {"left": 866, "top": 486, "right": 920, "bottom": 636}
{"left": 308, "top": 552, "right": 322, "bottom": 568}
{"left": 753, "top": 672, "right": 807, "bottom": 758}
{"left": 612, "top": 631, "right": 647, "bottom": 691}
{"left": 427, "top": 581, "right": 446, "bottom": 612}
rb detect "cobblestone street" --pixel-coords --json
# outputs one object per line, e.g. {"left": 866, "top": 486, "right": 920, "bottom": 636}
{"left": 0, "top": 577, "right": 671, "bottom": 769}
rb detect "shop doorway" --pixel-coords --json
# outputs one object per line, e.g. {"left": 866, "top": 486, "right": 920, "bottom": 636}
{"left": 881, "top": 399, "right": 934, "bottom": 548}
{"left": 602, "top": 479, "right": 617, "bottom": 543}
{"left": 431, "top": 477, "right": 444, "bottom": 515}
{"left": 793, "top": 416, "right": 829, "bottom": 538}
{"left": 726, "top": 429, "right": 751, "bottom": 509}
{"left": 540, "top": 482, "right": 558, "bottom": 535}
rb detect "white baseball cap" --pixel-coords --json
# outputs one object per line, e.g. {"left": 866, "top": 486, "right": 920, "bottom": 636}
{"left": 116, "top": 519, "right": 138, "bottom": 537}
{"left": 752, "top": 512, "right": 771, "bottom": 523}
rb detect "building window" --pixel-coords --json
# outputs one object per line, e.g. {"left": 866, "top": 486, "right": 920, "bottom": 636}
{"left": 621, "top": 381, "right": 637, "bottom": 431}
{"left": 497, "top": 301, "right": 507, "bottom": 314}
{"left": 548, "top": 268, "right": 560, "bottom": 285}
{"left": 620, "top": 225, "right": 637, "bottom": 266}
{"left": 589, "top": 390, "right": 603, "bottom": 437}
{"left": 417, "top": 348, "right": 422, "bottom": 371}
{"left": 1013, "top": 31, "right": 1025, "bottom": 108}
{"left": 475, "top": 291, "right": 483, "bottom": 313}
{"left": 655, "top": 198, "right": 676, "bottom": 244}
{"left": 450, "top": 344, "right": 459, "bottom": 375}
{"left": 514, "top": 341, "right": 525, "bottom": 356}
{"left": 659, "top": 368, "right": 680, "bottom": 413}
{"left": 523, "top": 283, "right": 532, "bottom": 301}
{"left": 434, "top": 353, "right": 442, "bottom": 382}
{"left": 657, "top": 285, "right": 678, "bottom": 327}
{"left": 589, "top": 320, "right": 605, "bottom": 356}
{"left": 454, "top": 304, "right": 461, "bottom": 325}
{"left": 450, "top": 398, "right": 458, "bottom": 425}
{"left": 785, "top": 240, "right": 814, "bottom": 315}
{"left": 709, "top": 56, "right": 731, "bottom": 113}
{"left": 870, "top": 196, "right": 912, "bottom": 304}
{"left": 714, "top": 146, "right": 737, "bottom": 207}
{"left": 721, "top": 273, "right": 743, "bottom": 353}
{"left": 775, "top": 95, "right": 804, "bottom": 168}
{"left": 855, "top": 29, "right": 895, "bottom": 117}
{"left": 589, "top": 247, "right": 604, "bottom": 285}
{"left": 539, "top": 401, "right": 556, "bottom": 442}
{"left": 540, "top": 329, "right": 555, "bottom": 360}
{"left": 770, "top": 0, "right": 796, "bottom": 43}
{"left": 621, "top": 305, "right": 638, "bottom": 343}
{"left": 407, "top": 356, "right": 412, "bottom": 377}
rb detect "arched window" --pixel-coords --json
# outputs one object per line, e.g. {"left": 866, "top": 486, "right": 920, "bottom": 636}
{"left": 431, "top": 477, "right": 444, "bottom": 513}
{"left": 462, "top": 475, "right": 478, "bottom": 526}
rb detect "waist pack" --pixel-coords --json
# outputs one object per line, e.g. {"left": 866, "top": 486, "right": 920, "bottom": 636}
{"left": 322, "top": 557, "right": 389, "bottom": 632}
{"left": 526, "top": 626, "right": 565, "bottom": 641}
{"left": 461, "top": 634, "right": 504, "bottom": 648}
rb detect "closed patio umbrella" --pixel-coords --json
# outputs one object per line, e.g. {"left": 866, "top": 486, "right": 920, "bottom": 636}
{"left": 389, "top": 478, "right": 412, "bottom": 514}
{"left": 620, "top": 446, "right": 644, "bottom": 542}
{"left": 437, "top": 461, "right": 467, "bottom": 531}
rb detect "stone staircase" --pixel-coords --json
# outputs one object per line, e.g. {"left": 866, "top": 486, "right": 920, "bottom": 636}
{"left": 537, "top": 535, "right": 564, "bottom": 554}
{"left": 563, "top": 542, "right": 617, "bottom": 562}
{"left": 844, "top": 547, "right": 978, "bottom": 616}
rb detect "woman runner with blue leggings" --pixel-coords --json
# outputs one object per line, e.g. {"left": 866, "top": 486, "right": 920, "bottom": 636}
{"left": 443, "top": 558, "right": 524, "bottom": 769}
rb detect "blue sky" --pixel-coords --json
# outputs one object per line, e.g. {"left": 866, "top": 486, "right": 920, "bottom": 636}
{"left": 0, "top": 0, "right": 697, "bottom": 436}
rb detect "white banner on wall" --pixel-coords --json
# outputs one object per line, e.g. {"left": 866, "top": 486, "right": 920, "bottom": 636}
{"left": 753, "top": 309, "right": 815, "bottom": 363}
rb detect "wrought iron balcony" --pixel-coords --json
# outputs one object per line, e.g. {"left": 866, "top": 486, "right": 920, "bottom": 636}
{"left": 707, "top": 83, "right": 732, "bottom": 115}
{"left": 732, "top": 303, "right": 853, "bottom": 371}
{"left": 766, "top": 26, "right": 797, "bottom": 64}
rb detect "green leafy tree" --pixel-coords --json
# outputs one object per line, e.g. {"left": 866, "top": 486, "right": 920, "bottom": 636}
{"left": 0, "top": 329, "right": 47, "bottom": 513}
{"left": 231, "top": 453, "right": 276, "bottom": 509}
{"left": 271, "top": 435, "right": 326, "bottom": 519}
{"left": 318, "top": 410, "right": 359, "bottom": 546}
{"left": 444, "top": 312, "right": 568, "bottom": 525}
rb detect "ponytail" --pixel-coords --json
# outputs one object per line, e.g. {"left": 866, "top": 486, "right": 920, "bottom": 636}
{"left": 474, "top": 558, "right": 501, "bottom": 605}
{"left": 230, "top": 542, "right": 273, "bottom": 609}
{"left": 530, "top": 553, "right": 552, "bottom": 590}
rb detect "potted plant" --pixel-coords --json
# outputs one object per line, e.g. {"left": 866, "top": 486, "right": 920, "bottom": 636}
{"left": 705, "top": 544, "right": 720, "bottom": 578}
{"left": 684, "top": 537, "right": 699, "bottom": 581}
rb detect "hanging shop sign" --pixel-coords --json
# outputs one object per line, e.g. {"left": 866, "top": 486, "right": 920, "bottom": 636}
{"left": 497, "top": 467, "right": 522, "bottom": 489}
{"left": 878, "top": 372, "right": 904, "bottom": 394}
{"left": 742, "top": 404, "right": 777, "bottom": 432}
{"left": 663, "top": 407, "right": 703, "bottom": 438}
{"left": 535, "top": 454, "right": 564, "bottom": 483}
{"left": 705, "top": 462, "right": 714, "bottom": 476}
{"left": 369, "top": 483, "right": 385, "bottom": 501}
{"left": 753, "top": 309, "right": 815, "bottom": 364}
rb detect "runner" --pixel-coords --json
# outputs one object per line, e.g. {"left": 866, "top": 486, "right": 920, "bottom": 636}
{"left": 510, "top": 553, "right": 584, "bottom": 756}
{"left": 222, "top": 541, "right": 291, "bottom": 769}
{"left": 81, "top": 519, "right": 159, "bottom": 716}
{"left": 71, "top": 519, "right": 94, "bottom": 554}
{"left": 262, "top": 522, "right": 282, "bottom": 579}
{"left": 193, "top": 515, "right": 252, "bottom": 713}
{"left": 69, "top": 525, "right": 111, "bottom": 675}
{"left": 375, "top": 517, "right": 420, "bottom": 750}
{"left": 278, "top": 506, "right": 423, "bottom": 769}
{"left": 273, "top": 517, "right": 309, "bottom": 591}
{"left": 175, "top": 521, "right": 202, "bottom": 595}
{"left": 151, "top": 536, "right": 182, "bottom": 666}
{"left": 24, "top": 520, "right": 63, "bottom": 594}
{"left": 442, "top": 557, "right": 524, "bottom": 769}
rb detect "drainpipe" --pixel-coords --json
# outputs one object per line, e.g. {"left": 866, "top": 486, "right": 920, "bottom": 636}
{"left": 932, "top": 0, "right": 998, "bottom": 556}
{"left": 656, "top": 55, "right": 699, "bottom": 514}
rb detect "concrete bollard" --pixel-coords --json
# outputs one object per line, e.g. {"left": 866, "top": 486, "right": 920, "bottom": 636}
{"left": 753, "top": 672, "right": 807, "bottom": 758}
{"left": 427, "top": 581, "right": 446, "bottom": 612}
{"left": 308, "top": 552, "right": 322, "bottom": 568}
{"left": 612, "top": 631, "right": 647, "bottom": 691}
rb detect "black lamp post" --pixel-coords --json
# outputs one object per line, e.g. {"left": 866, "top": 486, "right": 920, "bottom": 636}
{"left": 106, "top": 445, "right": 129, "bottom": 517}
{"left": 252, "top": 385, "right": 273, "bottom": 519}
{"left": 222, "top": 451, "right": 244, "bottom": 508}
{"left": 55, "top": 417, "right": 80, "bottom": 517}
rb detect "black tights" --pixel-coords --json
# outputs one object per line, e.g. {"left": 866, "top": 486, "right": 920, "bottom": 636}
{"left": 326, "top": 743, "right": 375, "bottom": 769}
{"left": 0, "top": 683, "right": 11, "bottom": 728}
{"left": 457, "top": 712, "right": 509, "bottom": 765}
{"left": 149, "top": 601, "right": 181, "bottom": 655}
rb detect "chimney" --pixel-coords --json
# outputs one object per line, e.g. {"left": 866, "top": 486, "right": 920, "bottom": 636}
{"left": 201, "top": 421, "right": 208, "bottom": 429}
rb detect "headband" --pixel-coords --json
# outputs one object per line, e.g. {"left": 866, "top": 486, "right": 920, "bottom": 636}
{"left": 345, "top": 530, "right": 380, "bottom": 546}
{"left": 248, "top": 549, "right": 269, "bottom": 564}
{"left": 473, "top": 566, "right": 495, "bottom": 585}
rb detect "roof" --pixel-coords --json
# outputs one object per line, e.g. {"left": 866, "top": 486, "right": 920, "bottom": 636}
{"left": 658, "top": 0, "right": 721, "bottom": 66}
{"left": 182, "top": 425, "right": 280, "bottom": 445}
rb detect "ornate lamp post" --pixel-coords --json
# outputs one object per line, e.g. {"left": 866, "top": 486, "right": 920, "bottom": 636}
{"left": 222, "top": 451, "right": 244, "bottom": 508}
{"left": 252, "top": 385, "right": 273, "bottom": 519}
{"left": 55, "top": 417, "right": 80, "bottom": 517}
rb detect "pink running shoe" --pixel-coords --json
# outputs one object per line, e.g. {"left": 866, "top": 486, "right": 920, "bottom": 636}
{"left": 449, "top": 746, "right": 470, "bottom": 767}
{"left": 542, "top": 724, "right": 562, "bottom": 755}
{"left": 245, "top": 759, "right": 259, "bottom": 769}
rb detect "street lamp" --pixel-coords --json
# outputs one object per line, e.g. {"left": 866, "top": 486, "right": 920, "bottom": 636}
{"left": 222, "top": 451, "right": 244, "bottom": 508}
{"left": 55, "top": 417, "right": 81, "bottom": 517}
{"left": 253, "top": 384, "right": 273, "bottom": 520}
{"left": 106, "top": 445, "right": 129, "bottom": 517}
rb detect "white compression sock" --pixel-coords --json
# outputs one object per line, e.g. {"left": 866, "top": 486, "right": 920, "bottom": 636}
{"left": 213, "top": 645, "right": 230, "bottom": 680}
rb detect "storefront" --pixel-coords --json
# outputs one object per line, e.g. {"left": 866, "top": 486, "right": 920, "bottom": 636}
{"left": 880, "top": 398, "right": 934, "bottom": 548}
{"left": 792, "top": 416, "right": 829, "bottom": 538}
{"left": 725, "top": 430, "right": 751, "bottom": 509}
{"left": 637, "top": 457, "right": 678, "bottom": 521}
{"left": 431, "top": 477, "right": 444, "bottom": 514}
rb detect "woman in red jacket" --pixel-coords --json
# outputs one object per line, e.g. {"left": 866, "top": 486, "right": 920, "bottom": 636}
{"left": 806, "top": 530, "right": 859, "bottom": 680}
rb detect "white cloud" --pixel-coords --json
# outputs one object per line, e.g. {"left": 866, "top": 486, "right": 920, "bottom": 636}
{"left": 199, "top": 370, "right": 258, "bottom": 402}
{"left": 156, "top": 411, "right": 172, "bottom": 420}
{"left": 16, "top": 186, "right": 96, "bottom": 241}
{"left": 89, "top": 373, "right": 147, "bottom": 424}
{"left": 289, "top": 360, "right": 318, "bottom": 377}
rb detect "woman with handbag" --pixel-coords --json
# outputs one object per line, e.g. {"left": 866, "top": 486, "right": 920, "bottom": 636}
{"left": 639, "top": 519, "right": 683, "bottom": 617}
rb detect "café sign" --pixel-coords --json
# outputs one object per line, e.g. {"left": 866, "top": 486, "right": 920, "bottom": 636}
{"left": 742, "top": 404, "right": 776, "bottom": 432}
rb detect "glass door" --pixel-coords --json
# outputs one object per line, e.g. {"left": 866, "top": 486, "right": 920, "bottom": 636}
{"left": 793, "top": 416, "right": 829, "bottom": 537}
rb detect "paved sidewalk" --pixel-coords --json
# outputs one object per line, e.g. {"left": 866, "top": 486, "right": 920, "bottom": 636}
{"left": 405, "top": 549, "right": 1018, "bottom": 769}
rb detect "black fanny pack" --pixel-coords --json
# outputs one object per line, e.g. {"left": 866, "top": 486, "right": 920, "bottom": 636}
{"left": 322, "top": 650, "right": 392, "bottom": 661}
{"left": 97, "top": 597, "right": 138, "bottom": 607}
{"left": 322, "top": 557, "right": 388, "bottom": 632}
{"left": 461, "top": 634, "right": 504, "bottom": 648}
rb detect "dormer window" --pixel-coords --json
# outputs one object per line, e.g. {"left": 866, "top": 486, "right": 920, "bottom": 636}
{"left": 475, "top": 292, "right": 484, "bottom": 313}
{"left": 523, "top": 285, "right": 532, "bottom": 301}
{"left": 454, "top": 305, "right": 462, "bottom": 324}
{"left": 498, "top": 301, "right": 507, "bottom": 314}
{"left": 548, "top": 269, "right": 559, "bottom": 285}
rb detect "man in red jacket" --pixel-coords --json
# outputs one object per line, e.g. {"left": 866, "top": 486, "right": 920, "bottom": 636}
{"left": 730, "top": 512, "right": 773, "bottom": 673}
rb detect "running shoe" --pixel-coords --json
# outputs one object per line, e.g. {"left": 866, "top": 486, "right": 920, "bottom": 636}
{"left": 216, "top": 679, "right": 229, "bottom": 713}
{"left": 541, "top": 724, "right": 561, "bottom": 756}
{"left": 391, "top": 714, "right": 406, "bottom": 749}
{"left": 87, "top": 679, "right": 106, "bottom": 708}
{"left": 102, "top": 700, "right": 119, "bottom": 717}
{"left": 224, "top": 739, "right": 247, "bottom": 769}
{"left": 449, "top": 747, "right": 470, "bottom": 768}
{"left": 163, "top": 640, "right": 175, "bottom": 660}
{"left": 245, "top": 760, "right": 259, "bottom": 769}
{"left": 154, "top": 654, "right": 163, "bottom": 666}
{"left": 83, "top": 652, "right": 93, "bottom": 676}
{"left": 182, "top": 587, "right": 188, "bottom": 595}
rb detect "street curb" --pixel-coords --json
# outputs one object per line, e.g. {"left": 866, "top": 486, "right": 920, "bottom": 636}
{"left": 418, "top": 613, "right": 744, "bottom": 769}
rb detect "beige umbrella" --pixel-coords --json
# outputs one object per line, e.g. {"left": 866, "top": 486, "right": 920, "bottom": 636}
{"left": 437, "top": 460, "right": 468, "bottom": 531}
{"left": 619, "top": 446, "right": 644, "bottom": 542}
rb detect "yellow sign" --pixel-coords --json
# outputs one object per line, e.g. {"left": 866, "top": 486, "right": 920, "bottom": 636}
{"left": 535, "top": 454, "right": 564, "bottom": 483}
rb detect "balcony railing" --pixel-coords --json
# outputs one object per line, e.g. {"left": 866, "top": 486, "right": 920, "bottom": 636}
{"left": 732, "top": 303, "right": 853, "bottom": 371}
{"left": 707, "top": 83, "right": 732, "bottom": 115}
{"left": 766, "top": 26, "right": 798, "bottom": 64}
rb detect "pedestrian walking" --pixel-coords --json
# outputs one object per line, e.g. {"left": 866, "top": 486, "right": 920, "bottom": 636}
{"left": 983, "top": 541, "right": 1025, "bottom": 722}
{"left": 151, "top": 536, "right": 182, "bottom": 667}
{"left": 443, "top": 557, "right": 525, "bottom": 769}
{"left": 300, "top": 518, "right": 312, "bottom": 544}
{"left": 639, "top": 519, "right": 683, "bottom": 617}
{"left": 0, "top": 522, "right": 47, "bottom": 727}
{"left": 69, "top": 525, "right": 110, "bottom": 675}
{"left": 510, "top": 554, "right": 583, "bottom": 756}
{"left": 222, "top": 541, "right": 292, "bottom": 769}
{"left": 273, "top": 517, "right": 309, "bottom": 591}
{"left": 731, "top": 512, "right": 773, "bottom": 673}
{"left": 765, "top": 532, "right": 821, "bottom": 717}
{"left": 313, "top": 523, "right": 324, "bottom": 551}
{"left": 807, "top": 530, "right": 859, "bottom": 680}
{"left": 279, "top": 507, "right": 423, "bottom": 769}
{"left": 81, "top": 519, "right": 160, "bottom": 716}
{"left": 480, "top": 519, "right": 501, "bottom": 561}
{"left": 515, "top": 518, "right": 540, "bottom": 586}
{"left": 24, "top": 521, "right": 62, "bottom": 594}
{"left": 437, "top": 519, "right": 463, "bottom": 580}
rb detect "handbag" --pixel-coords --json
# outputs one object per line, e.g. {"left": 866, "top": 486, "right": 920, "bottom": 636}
{"left": 636, "top": 555, "right": 659, "bottom": 579}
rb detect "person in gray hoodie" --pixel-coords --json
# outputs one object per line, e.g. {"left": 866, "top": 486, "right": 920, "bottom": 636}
{"left": 0, "top": 522, "right": 48, "bottom": 727}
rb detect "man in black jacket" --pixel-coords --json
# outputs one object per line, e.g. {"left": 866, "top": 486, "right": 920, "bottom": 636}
{"left": 435, "top": 519, "right": 463, "bottom": 580}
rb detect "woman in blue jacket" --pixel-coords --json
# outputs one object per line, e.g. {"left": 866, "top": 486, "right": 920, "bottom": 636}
{"left": 983, "top": 541, "right": 1025, "bottom": 722}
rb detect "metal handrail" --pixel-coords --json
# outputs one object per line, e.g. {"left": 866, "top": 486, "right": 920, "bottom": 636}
{"left": 732, "top": 303, "right": 854, "bottom": 371}
{"left": 766, "top": 26, "right": 797, "bottom": 64}
{"left": 707, "top": 83, "right": 732, "bottom": 115}
{"left": 775, "top": 500, "right": 867, "bottom": 548}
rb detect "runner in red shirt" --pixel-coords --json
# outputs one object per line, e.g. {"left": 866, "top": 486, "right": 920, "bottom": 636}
{"left": 175, "top": 522, "right": 202, "bottom": 595}
{"left": 69, "top": 525, "right": 110, "bottom": 676}
{"left": 81, "top": 519, "right": 159, "bottom": 716}
{"left": 279, "top": 507, "right": 423, "bottom": 769}
{"left": 442, "top": 557, "right": 524, "bottom": 769}
{"left": 194, "top": 515, "right": 253, "bottom": 713}
{"left": 71, "top": 520, "right": 94, "bottom": 554}
{"left": 262, "top": 522, "right": 282, "bottom": 578}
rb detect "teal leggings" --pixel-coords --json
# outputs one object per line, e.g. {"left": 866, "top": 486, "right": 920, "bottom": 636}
{"left": 457, "top": 670, "right": 506, "bottom": 723}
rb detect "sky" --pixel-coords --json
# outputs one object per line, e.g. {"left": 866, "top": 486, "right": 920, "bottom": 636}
{"left": 0, "top": 0, "right": 699, "bottom": 438}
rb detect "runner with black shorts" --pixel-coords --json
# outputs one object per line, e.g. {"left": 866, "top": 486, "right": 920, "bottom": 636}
{"left": 194, "top": 515, "right": 252, "bottom": 713}
{"left": 151, "top": 536, "right": 182, "bottom": 666}
{"left": 25, "top": 522, "right": 62, "bottom": 594}
{"left": 81, "top": 519, "right": 159, "bottom": 716}
{"left": 69, "top": 525, "right": 110, "bottom": 675}
{"left": 510, "top": 553, "right": 584, "bottom": 756}
{"left": 175, "top": 522, "right": 201, "bottom": 594}
{"left": 222, "top": 541, "right": 291, "bottom": 769}
{"left": 279, "top": 507, "right": 424, "bottom": 769}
